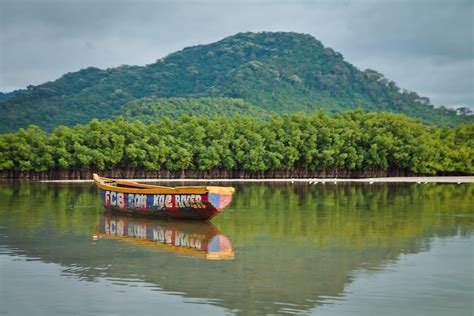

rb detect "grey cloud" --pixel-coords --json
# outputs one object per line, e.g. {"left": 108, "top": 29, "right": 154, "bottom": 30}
{"left": 345, "top": 1, "right": 473, "bottom": 60}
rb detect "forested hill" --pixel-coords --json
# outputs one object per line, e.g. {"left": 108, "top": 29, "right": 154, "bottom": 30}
{"left": 0, "top": 32, "right": 471, "bottom": 133}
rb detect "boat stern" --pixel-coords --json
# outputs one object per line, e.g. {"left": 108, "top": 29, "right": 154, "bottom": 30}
{"left": 206, "top": 186, "right": 235, "bottom": 211}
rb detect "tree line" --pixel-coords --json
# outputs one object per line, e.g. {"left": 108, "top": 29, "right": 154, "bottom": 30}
{"left": 0, "top": 110, "right": 472, "bottom": 176}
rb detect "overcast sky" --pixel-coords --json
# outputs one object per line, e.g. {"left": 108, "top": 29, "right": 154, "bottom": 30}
{"left": 1, "top": 0, "right": 473, "bottom": 108}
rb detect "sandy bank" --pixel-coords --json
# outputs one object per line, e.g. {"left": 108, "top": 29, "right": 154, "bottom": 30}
{"left": 37, "top": 176, "right": 474, "bottom": 183}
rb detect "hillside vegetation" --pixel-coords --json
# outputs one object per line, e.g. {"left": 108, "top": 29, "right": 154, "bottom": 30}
{"left": 121, "top": 97, "right": 268, "bottom": 123}
{"left": 0, "top": 32, "right": 471, "bottom": 133}
{"left": 1, "top": 111, "right": 472, "bottom": 176}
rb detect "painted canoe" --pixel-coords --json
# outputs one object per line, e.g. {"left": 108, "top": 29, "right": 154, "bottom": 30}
{"left": 95, "top": 213, "right": 234, "bottom": 260}
{"left": 93, "top": 174, "right": 235, "bottom": 220}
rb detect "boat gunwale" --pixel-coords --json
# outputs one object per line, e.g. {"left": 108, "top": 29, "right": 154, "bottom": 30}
{"left": 93, "top": 174, "right": 235, "bottom": 195}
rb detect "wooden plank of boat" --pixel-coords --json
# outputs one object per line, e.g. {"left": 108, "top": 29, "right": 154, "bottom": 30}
{"left": 93, "top": 174, "right": 235, "bottom": 220}
{"left": 95, "top": 213, "right": 234, "bottom": 260}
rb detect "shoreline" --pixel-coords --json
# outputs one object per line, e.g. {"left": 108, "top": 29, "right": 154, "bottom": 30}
{"left": 34, "top": 176, "right": 474, "bottom": 183}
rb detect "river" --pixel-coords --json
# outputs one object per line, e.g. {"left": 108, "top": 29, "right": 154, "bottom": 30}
{"left": 0, "top": 182, "right": 472, "bottom": 315}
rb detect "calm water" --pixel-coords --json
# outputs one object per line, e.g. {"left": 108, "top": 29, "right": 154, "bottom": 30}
{"left": 0, "top": 182, "right": 473, "bottom": 315}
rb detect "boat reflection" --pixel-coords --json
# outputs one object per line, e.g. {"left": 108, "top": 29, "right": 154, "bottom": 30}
{"left": 95, "top": 213, "right": 234, "bottom": 260}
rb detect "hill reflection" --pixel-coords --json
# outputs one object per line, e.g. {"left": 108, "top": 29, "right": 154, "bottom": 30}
{"left": 0, "top": 182, "right": 472, "bottom": 314}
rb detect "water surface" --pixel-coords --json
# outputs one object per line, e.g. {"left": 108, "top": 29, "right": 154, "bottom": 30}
{"left": 0, "top": 182, "right": 473, "bottom": 315}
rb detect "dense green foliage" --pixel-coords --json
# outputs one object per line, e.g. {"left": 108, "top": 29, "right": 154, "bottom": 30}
{"left": 0, "top": 32, "right": 471, "bottom": 133}
{"left": 0, "top": 90, "right": 24, "bottom": 101}
{"left": 121, "top": 97, "right": 268, "bottom": 123}
{"left": 0, "top": 110, "right": 472, "bottom": 174}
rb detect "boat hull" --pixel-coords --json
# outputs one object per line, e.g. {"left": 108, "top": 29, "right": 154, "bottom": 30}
{"left": 99, "top": 188, "right": 232, "bottom": 220}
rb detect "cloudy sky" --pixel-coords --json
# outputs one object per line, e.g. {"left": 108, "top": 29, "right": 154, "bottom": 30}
{"left": 1, "top": 0, "right": 473, "bottom": 108}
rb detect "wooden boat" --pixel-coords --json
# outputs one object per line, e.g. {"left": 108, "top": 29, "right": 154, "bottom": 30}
{"left": 93, "top": 174, "right": 235, "bottom": 220}
{"left": 95, "top": 213, "right": 234, "bottom": 260}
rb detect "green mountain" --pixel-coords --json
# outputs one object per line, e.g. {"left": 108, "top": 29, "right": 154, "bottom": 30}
{"left": 0, "top": 32, "right": 471, "bottom": 133}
